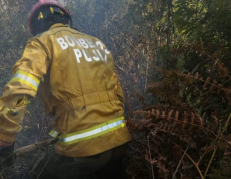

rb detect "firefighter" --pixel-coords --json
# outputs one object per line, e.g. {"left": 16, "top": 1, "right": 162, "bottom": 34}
{"left": 0, "top": 0, "right": 131, "bottom": 178}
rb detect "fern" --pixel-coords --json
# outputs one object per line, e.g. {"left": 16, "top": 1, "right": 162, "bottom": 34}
{"left": 208, "top": 157, "right": 231, "bottom": 179}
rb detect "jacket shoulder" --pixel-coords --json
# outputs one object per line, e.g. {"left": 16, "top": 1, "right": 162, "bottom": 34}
{"left": 35, "top": 32, "right": 44, "bottom": 38}
{"left": 34, "top": 27, "right": 102, "bottom": 46}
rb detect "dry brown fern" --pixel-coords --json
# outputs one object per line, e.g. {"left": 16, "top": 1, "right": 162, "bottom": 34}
{"left": 203, "top": 77, "right": 210, "bottom": 89}
{"left": 133, "top": 108, "right": 202, "bottom": 147}
{"left": 218, "top": 134, "right": 231, "bottom": 150}
{"left": 209, "top": 80, "right": 217, "bottom": 93}
{"left": 146, "top": 81, "right": 166, "bottom": 91}
{"left": 133, "top": 108, "right": 204, "bottom": 129}
{"left": 134, "top": 93, "right": 147, "bottom": 107}
{"left": 154, "top": 121, "right": 197, "bottom": 148}
{"left": 179, "top": 72, "right": 230, "bottom": 97}
{"left": 211, "top": 115, "right": 219, "bottom": 132}
{"left": 215, "top": 60, "right": 230, "bottom": 78}
{"left": 157, "top": 154, "right": 169, "bottom": 179}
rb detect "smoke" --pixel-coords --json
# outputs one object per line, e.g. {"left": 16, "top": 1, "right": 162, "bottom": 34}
{"left": 1, "top": 0, "right": 7, "bottom": 10}
{"left": 57, "top": 0, "right": 66, "bottom": 6}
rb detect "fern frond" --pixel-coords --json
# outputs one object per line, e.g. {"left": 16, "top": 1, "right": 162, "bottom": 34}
{"left": 133, "top": 109, "right": 204, "bottom": 129}
{"left": 210, "top": 80, "right": 217, "bottom": 93}
{"left": 134, "top": 93, "right": 147, "bottom": 107}
{"left": 203, "top": 77, "right": 210, "bottom": 90}
{"left": 211, "top": 115, "right": 219, "bottom": 132}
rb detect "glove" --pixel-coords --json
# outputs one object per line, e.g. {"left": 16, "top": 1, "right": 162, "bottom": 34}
{"left": 0, "top": 143, "right": 16, "bottom": 169}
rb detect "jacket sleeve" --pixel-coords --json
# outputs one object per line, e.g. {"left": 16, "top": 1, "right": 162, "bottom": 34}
{"left": 0, "top": 37, "right": 51, "bottom": 142}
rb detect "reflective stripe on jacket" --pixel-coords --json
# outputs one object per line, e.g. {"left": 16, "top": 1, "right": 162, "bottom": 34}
{"left": 51, "top": 116, "right": 126, "bottom": 145}
{"left": 0, "top": 23, "right": 131, "bottom": 157}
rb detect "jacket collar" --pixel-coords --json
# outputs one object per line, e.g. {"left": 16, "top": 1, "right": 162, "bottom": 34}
{"left": 49, "top": 23, "right": 69, "bottom": 30}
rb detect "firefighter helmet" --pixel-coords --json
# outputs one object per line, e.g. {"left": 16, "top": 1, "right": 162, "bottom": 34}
{"left": 29, "top": 0, "right": 72, "bottom": 35}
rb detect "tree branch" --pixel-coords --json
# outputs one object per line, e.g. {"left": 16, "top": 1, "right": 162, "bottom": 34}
{"left": 15, "top": 138, "right": 58, "bottom": 156}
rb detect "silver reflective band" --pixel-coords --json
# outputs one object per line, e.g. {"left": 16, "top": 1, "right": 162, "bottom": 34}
{"left": 59, "top": 119, "right": 125, "bottom": 143}
{"left": 14, "top": 73, "right": 39, "bottom": 89}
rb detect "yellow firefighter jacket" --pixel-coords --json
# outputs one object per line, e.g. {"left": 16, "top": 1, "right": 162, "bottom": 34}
{"left": 0, "top": 23, "right": 131, "bottom": 157}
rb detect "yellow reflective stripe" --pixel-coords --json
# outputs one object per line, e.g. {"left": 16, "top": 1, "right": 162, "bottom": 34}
{"left": 49, "top": 130, "right": 59, "bottom": 138}
{"left": 59, "top": 123, "right": 125, "bottom": 146}
{"left": 58, "top": 117, "right": 126, "bottom": 146}
{"left": 10, "top": 78, "right": 37, "bottom": 91}
{"left": 60, "top": 117, "right": 124, "bottom": 138}
{"left": 10, "top": 70, "right": 40, "bottom": 91}
{"left": 16, "top": 70, "right": 40, "bottom": 84}
{"left": 49, "top": 130, "right": 54, "bottom": 136}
